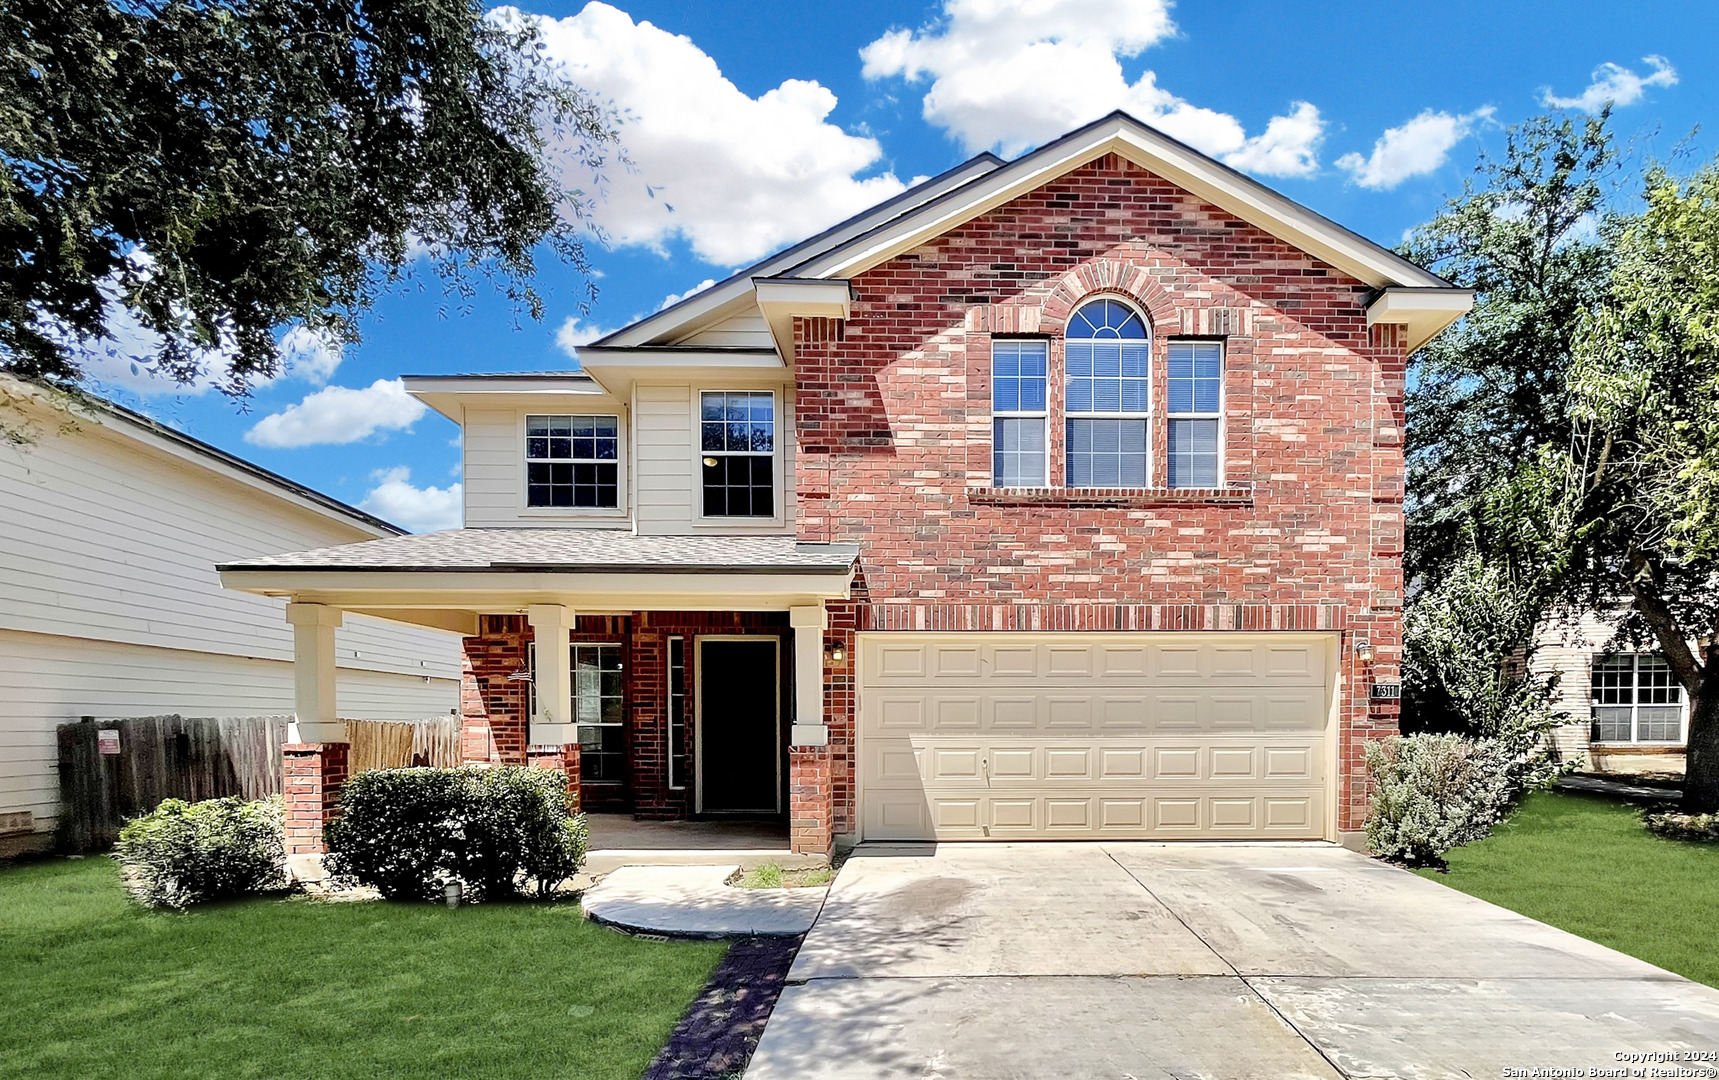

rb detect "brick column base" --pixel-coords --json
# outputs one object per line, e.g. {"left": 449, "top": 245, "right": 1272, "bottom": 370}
{"left": 283, "top": 742, "right": 349, "bottom": 855}
{"left": 527, "top": 745, "right": 580, "bottom": 811}
{"left": 789, "top": 747, "right": 834, "bottom": 855}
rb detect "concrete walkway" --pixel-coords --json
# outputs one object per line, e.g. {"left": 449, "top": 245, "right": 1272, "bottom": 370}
{"left": 746, "top": 842, "right": 1719, "bottom": 1079}
{"left": 582, "top": 865, "right": 826, "bottom": 937}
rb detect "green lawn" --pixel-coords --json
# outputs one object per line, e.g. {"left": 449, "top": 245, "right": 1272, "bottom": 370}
{"left": 0, "top": 857, "right": 725, "bottom": 1080}
{"left": 1417, "top": 790, "right": 1719, "bottom": 987}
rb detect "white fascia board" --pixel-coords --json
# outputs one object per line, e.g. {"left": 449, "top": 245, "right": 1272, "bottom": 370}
{"left": 594, "top": 155, "right": 1005, "bottom": 349}
{"left": 219, "top": 568, "right": 856, "bottom": 608}
{"left": 403, "top": 375, "right": 609, "bottom": 422}
{"left": 792, "top": 116, "right": 1450, "bottom": 291}
{"left": 572, "top": 347, "right": 786, "bottom": 399}
{"left": 754, "top": 279, "right": 853, "bottom": 361}
{"left": 1366, "top": 288, "right": 1476, "bottom": 352}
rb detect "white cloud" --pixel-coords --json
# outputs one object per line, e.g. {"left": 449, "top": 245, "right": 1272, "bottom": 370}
{"left": 659, "top": 278, "right": 717, "bottom": 311}
{"left": 73, "top": 297, "right": 339, "bottom": 397}
{"left": 244, "top": 378, "right": 427, "bottom": 448}
{"left": 1336, "top": 107, "right": 1495, "bottom": 190}
{"left": 859, "top": 0, "right": 1324, "bottom": 176}
{"left": 509, "top": 2, "right": 907, "bottom": 266}
{"left": 1543, "top": 56, "right": 1678, "bottom": 114}
{"left": 360, "top": 466, "right": 463, "bottom": 533}
{"left": 555, "top": 316, "right": 618, "bottom": 358}
{"left": 277, "top": 326, "right": 342, "bottom": 384}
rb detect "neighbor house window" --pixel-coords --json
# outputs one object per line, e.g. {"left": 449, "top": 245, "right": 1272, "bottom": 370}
{"left": 573, "top": 643, "right": 625, "bottom": 782}
{"left": 526, "top": 415, "right": 619, "bottom": 508}
{"left": 992, "top": 339, "right": 1048, "bottom": 486}
{"left": 700, "top": 391, "right": 775, "bottom": 517}
{"left": 1167, "top": 341, "right": 1222, "bottom": 488}
{"left": 1591, "top": 653, "right": 1685, "bottom": 743}
{"left": 1065, "top": 299, "right": 1149, "bottom": 487}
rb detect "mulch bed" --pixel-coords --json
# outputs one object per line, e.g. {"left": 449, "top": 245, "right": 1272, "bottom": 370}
{"left": 640, "top": 935, "right": 802, "bottom": 1080}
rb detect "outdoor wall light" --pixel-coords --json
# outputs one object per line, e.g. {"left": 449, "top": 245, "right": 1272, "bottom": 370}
{"left": 1355, "top": 637, "right": 1374, "bottom": 664}
{"left": 827, "top": 645, "right": 847, "bottom": 664}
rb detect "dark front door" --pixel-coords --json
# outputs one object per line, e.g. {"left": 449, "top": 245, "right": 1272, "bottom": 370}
{"left": 698, "top": 637, "right": 780, "bottom": 813}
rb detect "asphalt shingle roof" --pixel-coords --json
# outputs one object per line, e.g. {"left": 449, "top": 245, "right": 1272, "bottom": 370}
{"left": 218, "top": 529, "right": 859, "bottom": 574}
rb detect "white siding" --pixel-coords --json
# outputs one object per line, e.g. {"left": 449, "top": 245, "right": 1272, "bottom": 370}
{"left": 0, "top": 395, "right": 463, "bottom": 831}
{"left": 635, "top": 384, "right": 695, "bottom": 534}
{"left": 674, "top": 313, "right": 774, "bottom": 348}
{"left": 460, "top": 400, "right": 632, "bottom": 529}
{"left": 1530, "top": 610, "right": 1689, "bottom": 775}
{"left": 0, "top": 629, "right": 458, "bottom": 831}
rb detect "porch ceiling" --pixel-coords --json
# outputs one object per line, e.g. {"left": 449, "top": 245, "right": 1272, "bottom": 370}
{"left": 218, "top": 529, "right": 858, "bottom": 627}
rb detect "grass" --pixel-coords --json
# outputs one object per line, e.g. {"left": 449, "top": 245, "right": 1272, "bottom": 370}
{"left": 0, "top": 856, "right": 725, "bottom": 1080}
{"left": 726, "top": 863, "right": 834, "bottom": 890}
{"left": 1416, "top": 790, "right": 1719, "bottom": 988}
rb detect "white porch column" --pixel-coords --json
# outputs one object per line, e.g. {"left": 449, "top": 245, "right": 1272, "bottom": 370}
{"left": 286, "top": 602, "right": 344, "bottom": 743}
{"left": 789, "top": 604, "right": 829, "bottom": 746}
{"left": 527, "top": 604, "right": 576, "bottom": 745}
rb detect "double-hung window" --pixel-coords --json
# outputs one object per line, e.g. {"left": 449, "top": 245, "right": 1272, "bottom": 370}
{"left": 1591, "top": 653, "right": 1685, "bottom": 743}
{"left": 700, "top": 391, "right": 775, "bottom": 517}
{"left": 991, "top": 340, "right": 1048, "bottom": 486}
{"left": 573, "top": 643, "right": 625, "bottom": 782}
{"left": 1167, "top": 341, "right": 1222, "bottom": 488}
{"left": 1065, "top": 299, "right": 1150, "bottom": 487}
{"left": 526, "top": 415, "right": 619, "bottom": 508}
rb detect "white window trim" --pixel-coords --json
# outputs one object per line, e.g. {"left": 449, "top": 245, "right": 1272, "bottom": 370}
{"left": 667, "top": 635, "right": 687, "bottom": 791}
{"left": 1590, "top": 652, "right": 1688, "bottom": 746}
{"left": 572, "top": 642, "right": 626, "bottom": 784}
{"left": 519, "top": 411, "right": 629, "bottom": 519}
{"left": 990, "top": 338, "right": 1050, "bottom": 488}
{"left": 1064, "top": 296, "right": 1152, "bottom": 488}
{"left": 694, "top": 388, "right": 785, "bottom": 526}
{"left": 1165, "top": 338, "right": 1226, "bottom": 490}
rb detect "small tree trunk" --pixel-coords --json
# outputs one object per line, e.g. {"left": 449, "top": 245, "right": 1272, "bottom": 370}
{"left": 1686, "top": 683, "right": 1719, "bottom": 814}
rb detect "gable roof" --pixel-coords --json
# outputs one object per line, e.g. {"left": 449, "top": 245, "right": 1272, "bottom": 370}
{"left": 590, "top": 110, "right": 1467, "bottom": 355}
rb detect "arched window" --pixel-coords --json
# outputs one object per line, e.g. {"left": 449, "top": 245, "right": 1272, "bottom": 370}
{"left": 1065, "top": 299, "right": 1150, "bottom": 487}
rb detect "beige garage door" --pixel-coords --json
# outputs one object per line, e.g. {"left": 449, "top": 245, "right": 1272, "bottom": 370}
{"left": 857, "top": 633, "right": 1335, "bottom": 841}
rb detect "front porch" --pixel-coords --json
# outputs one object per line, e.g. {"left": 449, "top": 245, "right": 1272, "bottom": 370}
{"left": 218, "top": 530, "right": 859, "bottom": 859}
{"left": 583, "top": 813, "right": 824, "bottom": 873}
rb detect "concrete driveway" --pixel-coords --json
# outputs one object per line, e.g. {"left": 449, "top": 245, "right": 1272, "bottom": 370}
{"left": 744, "top": 843, "right": 1719, "bottom": 1079}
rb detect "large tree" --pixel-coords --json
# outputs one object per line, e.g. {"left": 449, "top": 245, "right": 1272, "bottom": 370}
{"left": 1401, "top": 112, "right": 1616, "bottom": 588}
{"left": 1566, "top": 161, "right": 1719, "bottom": 812}
{"left": 1, "top": 0, "right": 616, "bottom": 395}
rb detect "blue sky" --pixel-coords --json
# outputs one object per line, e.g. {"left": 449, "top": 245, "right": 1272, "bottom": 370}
{"left": 84, "top": 0, "right": 1718, "bottom": 532}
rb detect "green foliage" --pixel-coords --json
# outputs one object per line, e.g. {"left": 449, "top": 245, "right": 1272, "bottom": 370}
{"left": 325, "top": 766, "right": 587, "bottom": 902}
{"left": 1642, "top": 810, "right": 1719, "bottom": 843}
{"left": 1565, "top": 160, "right": 1719, "bottom": 811}
{"left": 1401, "top": 111, "right": 1616, "bottom": 587}
{"left": 1366, "top": 734, "right": 1516, "bottom": 866}
{"left": 0, "top": 0, "right": 618, "bottom": 393}
{"left": 113, "top": 796, "right": 284, "bottom": 909}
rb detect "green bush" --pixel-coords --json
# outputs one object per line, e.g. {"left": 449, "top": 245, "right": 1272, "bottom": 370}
{"left": 325, "top": 766, "right": 587, "bottom": 902}
{"left": 1366, "top": 734, "right": 1514, "bottom": 867}
{"left": 114, "top": 796, "right": 285, "bottom": 909}
{"left": 1643, "top": 810, "right": 1719, "bottom": 843}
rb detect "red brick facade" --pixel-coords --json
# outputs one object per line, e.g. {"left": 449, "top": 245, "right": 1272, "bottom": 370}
{"left": 795, "top": 154, "right": 1406, "bottom": 835}
{"left": 282, "top": 741, "right": 347, "bottom": 856}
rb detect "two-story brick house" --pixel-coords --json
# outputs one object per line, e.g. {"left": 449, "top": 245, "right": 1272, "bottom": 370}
{"left": 221, "top": 113, "right": 1470, "bottom": 855}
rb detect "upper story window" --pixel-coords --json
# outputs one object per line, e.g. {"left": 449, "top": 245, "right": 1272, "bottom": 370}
{"left": 526, "top": 415, "right": 619, "bottom": 508}
{"left": 1591, "top": 653, "right": 1685, "bottom": 743}
{"left": 991, "top": 340, "right": 1048, "bottom": 487}
{"left": 700, "top": 391, "right": 775, "bottom": 517}
{"left": 1167, "top": 341, "right": 1223, "bottom": 488}
{"left": 1065, "top": 299, "right": 1150, "bottom": 487}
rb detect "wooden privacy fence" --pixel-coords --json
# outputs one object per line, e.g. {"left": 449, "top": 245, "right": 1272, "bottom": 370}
{"left": 57, "top": 714, "right": 462, "bottom": 853}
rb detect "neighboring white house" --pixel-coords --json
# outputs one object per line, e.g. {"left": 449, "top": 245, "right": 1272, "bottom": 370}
{"left": 1534, "top": 609, "right": 1690, "bottom": 776}
{"left": 0, "top": 376, "right": 462, "bottom": 846}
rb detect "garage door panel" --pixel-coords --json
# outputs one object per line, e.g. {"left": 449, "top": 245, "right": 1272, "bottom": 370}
{"left": 858, "top": 633, "right": 1333, "bottom": 841}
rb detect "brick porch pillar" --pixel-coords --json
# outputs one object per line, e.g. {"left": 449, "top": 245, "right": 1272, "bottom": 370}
{"left": 283, "top": 741, "right": 348, "bottom": 855}
{"left": 527, "top": 744, "right": 581, "bottom": 811}
{"left": 789, "top": 746, "right": 834, "bottom": 854}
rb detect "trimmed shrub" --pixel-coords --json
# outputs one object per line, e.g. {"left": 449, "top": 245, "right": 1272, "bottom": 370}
{"left": 1643, "top": 810, "right": 1719, "bottom": 843}
{"left": 114, "top": 797, "right": 285, "bottom": 909}
{"left": 1366, "top": 734, "right": 1514, "bottom": 867}
{"left": 325, "top": 766, "right": 587, "bottom": 902}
